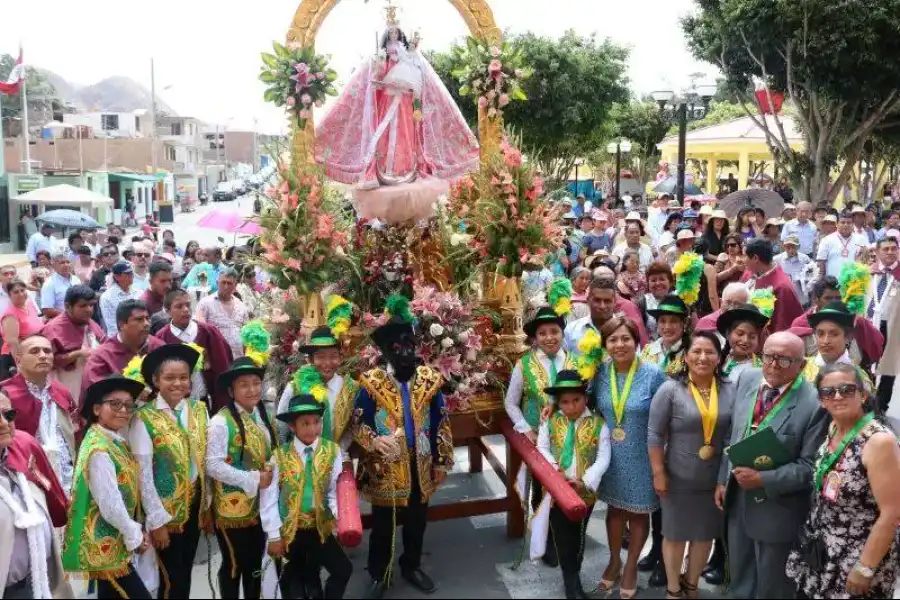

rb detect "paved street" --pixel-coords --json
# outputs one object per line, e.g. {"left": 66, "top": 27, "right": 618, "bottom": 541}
{"left": 159, "top": 195, "right": 257, "bottom": 250}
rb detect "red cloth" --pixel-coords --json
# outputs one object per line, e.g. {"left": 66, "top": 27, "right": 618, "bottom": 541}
{"left": 789, "top": 308, "right": 885, "bottom": 365}
{"left": 41, "top": 313, "right": 107, "bottom": 372}
{"left": 81, "top": 335, "right": 164, "bottom": 400}
{"left": 141, "top": 289, "right": 165, "bottom": 316}
{"left": 0, "top": 302, "right": 45, "bottom": 354}
{"left": 0, "top": 374, "right": 74, "bottom": 440}
{"left": 155, "top": 321, "right": 234, "bottom": 413}
{"left": 616, "top": 296, "right": 649, "bottom": 346}
{"left": 695, "top": 308, "right": 723, "bottom": 332}
{"left": 742, "top": 266, "right": 804, "bottom": 336}
{"left": 5, "top": 430, "right": 69, "bottom": 526}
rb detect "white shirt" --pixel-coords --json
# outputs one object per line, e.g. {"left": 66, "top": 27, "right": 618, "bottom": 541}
{"left": 868, "top": 264, "right": 897, "bottom": 325}
{"left": 816, "top": 231, "right": 869, "bottom": 278}
{"left": 504, "top": 349, "right": 569, "bottom": 433}
{"left": 206, "top": 404, "right": 271, "bottom": 499}
{"left": 259, "top": 437, "right": 342, "bottom": 542}
{"left": 88, "top": 426, "right": 144, "bottom": 552}
{"left": 276, "top": 375, "right": 351, "bottom": 459}
{"left": 611, "top": 243, "right": 655, "bottom": 272}
{"left": 537, "top": 408, "right": 611, "bottom": 492}
{"left": 100, "top": 284, "right": 142, "bottom": 335}
{"left": 129, "top": 396, "right": 208, "bottom": 531}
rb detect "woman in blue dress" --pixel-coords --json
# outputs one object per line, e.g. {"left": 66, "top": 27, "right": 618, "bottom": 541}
{"left": 594, "top": 315, "right": 666, "bottom": 599}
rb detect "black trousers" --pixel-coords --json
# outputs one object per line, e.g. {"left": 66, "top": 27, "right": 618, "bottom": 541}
{"left": 649, "top": 508, "right": 662, "bottom": 549}
{"left": 216, "top": 523, "right": 266, "bottom": 600}
{"left": 280, "top": 531, "right": 353, "bottom": 599}
{"left": 157, "top": 487, "right": 202, "bottom": 599}
{"left": 368, "top": 459, "right": 429, "bottom": 581}
{"left": 97, "top": 568, "right": 152, "bottom": 600}
{"left": 549, "top": 505, "right": 594, "bottom": 577}
{"left": 3, "top": 579, "right": 32, "bottom": 600}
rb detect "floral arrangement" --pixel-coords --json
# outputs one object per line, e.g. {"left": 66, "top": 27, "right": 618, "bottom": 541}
{"left": 123, "top": 355, "right": 145, "bottom": 385}
{"left": 574, "top": 330, "right": 604, "bottom": 382}
{"left": 749, "top": 288, "right": 777, "bottom": 319}
{"left": 259, "top": 42, "right": 339, "bottom": 129}
{"left": 326, "top": 294, "right": 352, "bottom": 338}
{"left": 452, "top": 37, "right": 529, "bottom": 119}
{"left": 292, "top": 365, "right": 328, "bottom": 403}
{"left": 672, "top": 252, "right": 705, "bottom": 306}
{"left": 241, "top": 320, "right": 271, "bottom": 367}
{"left": 450, "top": 137, "right": 564, "bottom": 278}
{"left": 548, "top": 278, "right": 573, "bottom": 317}
{"left": 257, "top": 167, "right": 354, "bottom": 295}
{"left": 351, "top": 284, "right": 506, "bottom": 412}
{"left": 839, "top": 262, "right": 872, "bottom": 315}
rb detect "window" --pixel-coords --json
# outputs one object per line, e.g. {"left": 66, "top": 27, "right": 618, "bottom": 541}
{"left": 171, "top": 122, "right": 182, "bottom": 136}
{"left": 135, "top": 116, "right": 141, "bottom": 132}
{"left": 101, "top": 114, "right": 119, "bottom": 131}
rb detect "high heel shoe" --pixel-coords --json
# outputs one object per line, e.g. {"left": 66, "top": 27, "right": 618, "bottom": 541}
{"left": 619, "top": 586, "right": 638, "bottom": 599}
{"left": 597, "top": 561, "right": 622, "bottom": 594}
{"left": 679, "top": 575, "right": 700, "bottom": 600}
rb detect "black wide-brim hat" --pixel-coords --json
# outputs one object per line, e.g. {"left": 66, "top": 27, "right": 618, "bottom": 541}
{"left": 647, "top": 294, "right": 690, "bottom": 320}
{"left": 300, "top": 326, "right": 340, "bottom": 355}
{"left": 276, "top": 393, "right": 326, "bottom": 423}
{"left": 217, "top": 356, "right": 266, "bottom": 391}
{"left": 808, "top": 302, "right": 856, "bottom": 330}
{"left": 524, "top": 306, "right": 566, "bottom": 338}
{"left": 717, "top": 303, "right": 770, "bottom": 336}
{"left": 543, "top": 369, "right": 588, "bottom": 397}
{"left": 371, "top": 317, "right": 415, "bottom": 350}
{"left": 81, "top": 375, "right": 146, "bottom": 421}
{"left": 141, "top": 344, "right": 201, "bottom": 385}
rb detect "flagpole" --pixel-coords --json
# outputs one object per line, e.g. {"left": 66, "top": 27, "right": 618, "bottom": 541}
{"left": 0, "top": 92, "right": 5, "bottom": 177}
{"left": 20, "top": 44, "right": 31, "bottom": 174}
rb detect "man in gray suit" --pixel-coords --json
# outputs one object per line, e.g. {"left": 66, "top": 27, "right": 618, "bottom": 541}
{"left": 714, "top": 332, "right": 829, "bottom": 598}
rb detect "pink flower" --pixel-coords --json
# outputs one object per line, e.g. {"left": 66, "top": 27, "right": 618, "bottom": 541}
{"left": 301, "top": 94, "right": 312, "bottom": 106}
{"left": 487, "top": 90, "right": 496, "bottom": 101}
{"left": 315, "top": 100, "right": 324, "bottom": 108}
{"left": 504, "top": 147, "right": 523, "bottom": 169}
{"left": 490, "top": 46, "right": 502, "bottom": 57}
{"left": 286, "top": 258, "right": 303, "bottom": 270}
{"left": 286, "top": 96, "right": 296, "bottom": 107}
{"left": 499, "top": 93, "right": 510, "bottom": 107}
{"left": 315, "top": 214, "right": 334, "bottom": 239}
{"left": 264, "top": 186, "right": 276, "bottom": 199}
{"left": 299, "top": 109, "right": 310, "bottom": 119}
{"left": 488, "top": 107, "right": 498, "bottom": 118}
{"left": 489, "top": 59, "right": 502, "bottom": 73}
{"left": 478, "top": 96, "right": 489, "bottom": 108}
{"left": 436, "top": 353, "right": 464, "bottom": 378}
{"left": 292, "top": 71, "right": 311, "bottom": 88}
{"left": 279, "top": 181, "right": 290, "bottom": 194}
{"left": 287, "top": 193, "right": 299, "bottom": 209}
{"left": 294, "top": 62, "right": 310, "bottom": 74}
{"left": 316, "top": 72, "right": 325, "bottom": 80}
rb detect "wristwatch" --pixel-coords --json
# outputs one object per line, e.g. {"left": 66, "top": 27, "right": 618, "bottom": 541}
{"left": 853, "top": 564, "right": 876, "bottom": 579}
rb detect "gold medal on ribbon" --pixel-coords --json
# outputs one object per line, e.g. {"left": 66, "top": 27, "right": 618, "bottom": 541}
{"left": 689, "top": 379, "right": 719, "bottom": 461}
{"left": 612, "top": 427, "right": 627, "bottom": 442}
{"left": 610, "top": 359, "right": 638, "bottom": 443}
{"left": 698, "top": 445, "right": 715, "bottom": 460}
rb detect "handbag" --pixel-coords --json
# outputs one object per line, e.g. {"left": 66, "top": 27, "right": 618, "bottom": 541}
{"left": 797, "top": 525, "right": 828, "bottom": 571}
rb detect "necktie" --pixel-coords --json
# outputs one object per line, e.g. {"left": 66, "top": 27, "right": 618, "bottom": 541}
{"left": 559, "top": 419, "right": 576, "bottom": 472}
{"left": 762, "top": 386, "right": 780, "bottom": 414}
{"left": 400, "top": 382, "right": 415, "bottom": 449}
{"left": 547, "top": 354, "right": 558, "bottom": 385}
{"left": 301, "top": 447, "right": 314, "bottom": 513}
{"left": 173, "top": 405, "right": 185, "bottom": 430}
{"left": 322, "top": 396, "right": 333, "bottom": 443}
{"left": 868, "top": 274, "right": 889, "bottom": 318}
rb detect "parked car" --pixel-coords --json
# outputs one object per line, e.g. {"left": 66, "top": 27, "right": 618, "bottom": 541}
{"left": 214, "top": 182, "right": 235, "bottom": 202}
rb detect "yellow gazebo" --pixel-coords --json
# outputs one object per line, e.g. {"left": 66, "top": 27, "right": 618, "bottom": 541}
{"left": 656, "top": 115, "right": 804, "bottom": 193}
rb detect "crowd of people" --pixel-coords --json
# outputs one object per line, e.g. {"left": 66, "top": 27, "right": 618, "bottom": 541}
{"left": 1, "top": 190, "right": 900, "bottom": 600}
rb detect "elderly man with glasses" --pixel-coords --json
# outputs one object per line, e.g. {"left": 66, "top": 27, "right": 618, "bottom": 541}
{"left": 714, "top": 332, "right": 829, "bottom": 599}
{"left": 40, "top": 251, "right": 81, "bottom": 320}
{"left": 129, "top": 241, "right": 153, "bottom": 293}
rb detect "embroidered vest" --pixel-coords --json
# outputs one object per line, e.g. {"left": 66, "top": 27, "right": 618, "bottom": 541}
{"left": 521, "top": 351, "right": 574, "bottom": 429}
{"left": 136, "top": 399, "right": 209, "bottom": 531}
{"left": 62, "top": 425, "right": 140, "bottom": 580}
{"left": 641, "top": 343, "right": 684, "bottom": 377}
{"left": 548, "top": 411, "right": 603, "bottom": 504}
{"left": 213, "top": 410, "right": 272, "bottom": 528}
{"left": 329, "top": 378, "right": 358, "bottom": 445}
{"left": 275, "top": 439, "right": 338, "bottom": 546}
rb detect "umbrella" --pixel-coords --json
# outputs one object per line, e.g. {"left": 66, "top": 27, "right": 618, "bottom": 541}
{"left": 653, "top": 176, "right": 703, "bottom": 196}
{"left": 36, "top": 209, "right": 101, "bottom": 229}
{"left": 718, "top": 189, "right": 785, "bottom": 219}
{"left": 197, "top": 208, "right": 262, "bottom": 235}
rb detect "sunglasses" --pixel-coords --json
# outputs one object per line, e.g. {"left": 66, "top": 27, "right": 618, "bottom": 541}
{"left": 134, "top": 253, "right": 151, "bottom": 258}
{"left": 1, "top": 408, "right": 17, "bottom": 423}
{"left": 818, "top": 384, "right": 859, "bottom": 400}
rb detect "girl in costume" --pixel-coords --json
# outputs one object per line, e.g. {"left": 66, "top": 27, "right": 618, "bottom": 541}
{"left": 63, "top": 376, "right": 152, "bottom": 599}
{"left": 717, "top": 304, "right": 768, "bottom": 381}
{"left": 205, "top": 357, "right": 276, "bottom": 600}
{"left": 641, "top": 294, "right": 691, "bottom": 377}
{"left": 535, "top": 370, "right": 611, "bottom": 599}
{"left": 129, "top": 344, "right": 210, "bottom": 599}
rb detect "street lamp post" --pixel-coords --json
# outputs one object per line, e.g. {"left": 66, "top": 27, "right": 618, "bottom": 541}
{"left": 573, "top": 158, "right": 584, "bottom": 199}
{"left": 607, "top": 139, "right": 633, "bottom": 203}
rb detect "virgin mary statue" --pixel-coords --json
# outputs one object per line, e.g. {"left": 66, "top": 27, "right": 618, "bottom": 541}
{"left": 315, "top": 10, "right": 480, "bottom": 189}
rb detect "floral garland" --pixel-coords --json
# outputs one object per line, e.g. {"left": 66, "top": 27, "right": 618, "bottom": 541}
{"left": 259, "top": 42, "right": 338, "bottom": 129}
{"left": 672, "top": 252, "right": 705, "bottom": 306}
{"left": 749, "top": 288, "right": 777, "bottom": 318}
{"left": 548, "top": 278, "right": 573, "bottom": 317}
{"left": 839, "top": 261, "right": 872, "bottom": 315}
{"left": 241, "top": 320, "right": 271, "bottom": 367}
{"left": 452, "top": 38, "right": 529, "bottom": 119}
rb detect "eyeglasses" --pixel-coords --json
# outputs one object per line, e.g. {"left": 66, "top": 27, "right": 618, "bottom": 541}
{"left": 102, "top": 400, "right": 136, "bottom": 413}
{"left": 761, "top": 353, "right": 804, "bottom": 369}
{"left": 102, "top": 252, "right": 118, "bottom": 257}
{"left": 134, "top": 253, "right": 151, "bottom": 258}
{"left": 818, "top": 384, "right": 859, "bottom": 400}
{"left": 1, "top": 408, "right": 17, "bottom": 423}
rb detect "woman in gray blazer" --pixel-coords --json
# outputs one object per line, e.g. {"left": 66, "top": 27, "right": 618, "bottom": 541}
{"left": 648, "top": 331, "right": 735, "bottom": 599}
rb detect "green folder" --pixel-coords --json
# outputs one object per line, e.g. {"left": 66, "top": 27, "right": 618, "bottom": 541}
{"left": 724, "top": 426, "right": 791, "bottom": 501}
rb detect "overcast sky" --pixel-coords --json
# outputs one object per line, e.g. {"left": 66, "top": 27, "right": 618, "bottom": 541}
{"left": 0, "top": 0, "right": 715, "bottom": 134}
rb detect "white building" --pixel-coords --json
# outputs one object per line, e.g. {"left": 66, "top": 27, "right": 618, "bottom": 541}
{"left": 63, "top": 110, "right": 150, "bottom": 138}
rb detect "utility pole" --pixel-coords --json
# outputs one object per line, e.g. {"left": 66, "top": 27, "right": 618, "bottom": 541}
{"left": 21, "top": 44, "right": 31, "bottom": 174}
{"left": 150, "top": 58, "right": 158, "bottom": 216}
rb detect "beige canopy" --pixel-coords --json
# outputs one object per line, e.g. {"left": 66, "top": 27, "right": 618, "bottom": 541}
{"left": 13, "top": 183, "right": 113, "bottom": 208}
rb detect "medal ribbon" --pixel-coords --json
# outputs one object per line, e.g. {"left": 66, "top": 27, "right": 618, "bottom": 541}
{"left": 814, "top": 413, "right": 874, "bottom": 492}
{"left": 610, "top": 359, "right": 639, "bottom": 429}
{"left": 689, "top": 379, "right": 718, "bottom": 447}
{"left": 743, "top": 376, "right": 803, "bottom": 438}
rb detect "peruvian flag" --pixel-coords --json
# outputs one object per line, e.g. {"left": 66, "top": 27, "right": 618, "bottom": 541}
{"left": 0, "top": 50, "right": 24, "bottom": 95}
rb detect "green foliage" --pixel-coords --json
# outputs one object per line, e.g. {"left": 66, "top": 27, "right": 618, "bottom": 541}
{"left": 259, "top": 42, "right": 338, "bottom": 130}
{"left": 0, "top": 54, "right": 61, "bottom": 129}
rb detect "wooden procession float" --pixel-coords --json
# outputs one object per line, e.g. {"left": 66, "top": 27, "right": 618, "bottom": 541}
{"left": 254, "top": 0, "right": 583, "bottom": 547}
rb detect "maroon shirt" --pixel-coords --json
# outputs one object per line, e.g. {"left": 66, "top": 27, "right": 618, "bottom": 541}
{"left": 4, "top": 430, "right": 69, "bottom": 526}
{"left": 0, "top": 374, "right": 74, "bottom": 441}
{"left": 155, "top": 321, "right": 234, "bottom": 413}
{"left": 81, "top": 335, "right": 164, "bottom": 400}
{"left": 41, "top": 313, "right": 107, "bottom": 372}
{"left": 141, "top": 289, "right": 165, "bottom": 317}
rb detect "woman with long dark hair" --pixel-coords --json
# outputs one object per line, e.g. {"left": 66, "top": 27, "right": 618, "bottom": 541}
{"left": 702, "top": 210, "right": 730, "bottom": 261}
{"left": 736, "top": 208, "right": 762, "bottom": 240}
{"left": 717, "top": 304, "right": 767, "bottom": 380}
{"left": 716, "top": 233, "right": 746, "bottom": 292}
{"left": 205, "top": 357, "right": 276, "bottom": 600}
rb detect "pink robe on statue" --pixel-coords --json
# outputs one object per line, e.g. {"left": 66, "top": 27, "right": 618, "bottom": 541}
{"left": 41, "top": 313, "right": 106, "bottom": 410}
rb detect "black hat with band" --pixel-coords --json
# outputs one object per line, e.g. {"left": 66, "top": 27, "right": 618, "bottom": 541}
{"left": 300, "top": 326, "right": 340, "bottom": 355}
{"left": 81, "top": 376, "right": 145, "bottom": 422}
{"left": 217, "top": 356, "right": 266, "bottom": 391}
{"left": 141, "top": 344, "right": 201, "bottom": 386}
{"left": 543, "top": 369, "right": 588, "bottom": 396}
{"left": 276, "top": 394, "right": 325, "bottom": 423}
{"left": 647, "top": 294, "right": 690, "bottom": 320}
{"left": 808, "top": 302, "right": 856, "bottom": 330}
{"left": 716, "top": 303, "right": 770, "bottom": 337}
{"left": 524, "top": 306, "right": 566, "bottom": 338}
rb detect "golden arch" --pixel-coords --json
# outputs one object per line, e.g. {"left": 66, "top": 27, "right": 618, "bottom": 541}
{"left": 286, "top": 0, "right": 502, "bottom": 164}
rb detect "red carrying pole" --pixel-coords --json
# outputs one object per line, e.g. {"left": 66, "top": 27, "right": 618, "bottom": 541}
{"left": 501, "top": 419, "right": 588, "bottom": 522}
{"left": 336, "top": 464, "right": 363, "bottom": 547}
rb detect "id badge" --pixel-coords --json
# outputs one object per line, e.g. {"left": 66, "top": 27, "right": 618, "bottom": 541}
{"left": 822, "top": 471, "right": 842, "bottom": 503}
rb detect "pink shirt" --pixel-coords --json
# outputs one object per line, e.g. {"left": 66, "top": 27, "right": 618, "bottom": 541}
{"left": 1, "top": 301, "right": 44, "bottom": 354}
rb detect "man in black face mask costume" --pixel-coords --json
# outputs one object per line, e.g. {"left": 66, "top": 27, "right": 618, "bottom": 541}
{"left": 352, "top": 296, "right": 454, "bottom": 599}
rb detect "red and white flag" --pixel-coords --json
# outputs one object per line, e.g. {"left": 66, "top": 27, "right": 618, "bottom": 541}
{"left": 0, "top": 50, "right": 25, "bottom": 95}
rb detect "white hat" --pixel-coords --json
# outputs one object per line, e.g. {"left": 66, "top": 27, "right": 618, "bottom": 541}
{"left": 885, "top": 228, "right": 900, "bottom": 240}
{"left": 782, "top": 203, "right": 796, "bottom": 211}
{"left": 563, "top": 211, "right": 576, "bottom": 220}
{"left": 765, "top": 218, "right": 784, "bottom": 227}
{"left": 851, "top": 206, "right": 866, "bottom": 214}
{"left": 625, "top": 211, "right": 642, "bottom": 222}
{"left": 823, "top": 214, "right": 838, "bottom": 223}
{"left": 711, "top": 209, "right": 728, "bottom": 220}
{"left": 658, "top": 231, "right": 675, "bottom": 248}
{"left": 676, "top": 229, "right": 697, "bottom": 241}
{"left": 699, "top": 205, "right": 714, "bottom": 216}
